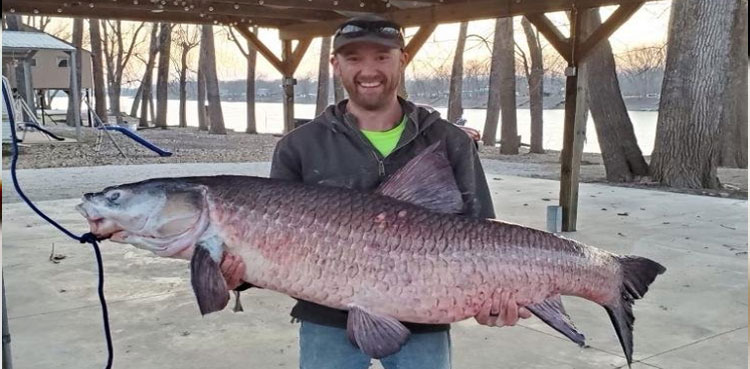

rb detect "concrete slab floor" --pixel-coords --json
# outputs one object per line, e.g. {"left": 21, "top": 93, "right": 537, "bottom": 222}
{"left": 1, "top": 164, "right": 747, "bottom": 369}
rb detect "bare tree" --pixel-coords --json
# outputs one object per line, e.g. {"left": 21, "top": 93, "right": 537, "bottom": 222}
{"left": 139, "top": 24, "right": 159, "bottom": 128}
{"left": 5, "top": 15, "right": 35, "bottom": 115}
{"left": 200, "top": 25, "right": 226, "bottom": 134}
{"left": 173, "top": 25, "right": 200, "bottom": 128}
{"left": 316, "top": 36, "right": 332, "bottom": 116}
{"left": 227, "top": 26, "right": 258, "bottom": 133}
{"left": 719, "top": 0, "right": 748, "bottom": 168}
{"left": 197, "top": 39, "right": 208, "bottom": 131}
{"left": 447, "top": 21, "right": 469, "bottom": 123}
{"left": 66, "top": 19, "right": 83, "bottom": 127}
{"left": 155, "top": 22, "right": 173, "bottom": 128}
{"left": 617, "top": 45, "right": 666, "bottom": 97}
{"left": 484, "top": 18, "right": 518, "bottom": 153}
{"left": 102, "top": 20, "right": 146, "bottom": 124}
{"left": 521, "top": 17, "right": 544, "bottom": 153}
{"left": 650, "top": 0, "right": 741, "bottom": 188}
{"left": 580, "top": 9, "right": 649, "bottom": 182}
{"left": 22, "top": 15, "right": 52, "bottom": 31}
{"left": 89, "top": 19, "right": 107, "bottom": 122}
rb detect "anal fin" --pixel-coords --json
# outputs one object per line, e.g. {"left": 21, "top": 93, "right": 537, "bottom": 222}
{"left": 526, "top": 295, "right": 586, "bottom": 347}
{"left": 346, "top": 305, "right": 411, "bottom": 359}
{"left": 190, "top": 246, "right": 230, "bottom": 315}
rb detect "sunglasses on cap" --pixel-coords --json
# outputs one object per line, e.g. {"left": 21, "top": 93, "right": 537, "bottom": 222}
{"left": 334, "top": 21, "right": 404, "bottom": 40}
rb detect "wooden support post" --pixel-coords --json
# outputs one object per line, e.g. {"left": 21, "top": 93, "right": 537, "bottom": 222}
{"left": 3, "top": 279, "right": 13, "bottom": 369}
{"left": 577, "top": 2, "right": 645, "bottom": 59}
{"left": 404, "top": 23, "right": 437, "bottom": 64}
{"left": 282, "top": 39, "right": 295, "bottom": 134}
{"left": 68, "top": 50, "right": 81, "bottom": 140}
{"left": 525, "top": 13, "right": 571, "bottom": 64}
{"left": 21, "top": 58, "right": 35, "bottom": 113}
{"left": 235, "top": 26, "right": 285, "bottom": 74}
{"left": 558, "top": 8, "right": 583, "bottom": 232}
{"left": 235, "top": 26, "right": 312, "bottom": 134}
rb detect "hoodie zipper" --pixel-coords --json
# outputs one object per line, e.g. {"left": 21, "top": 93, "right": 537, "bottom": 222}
{"left": 353, "top": 129, "right": 386, "bottom": 178}
{"left": 334, "top": 109, "right": 423, "bottom": 180}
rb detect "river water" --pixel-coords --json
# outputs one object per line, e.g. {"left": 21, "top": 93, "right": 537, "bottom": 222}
{"left": 51, "top": 97, "right": 659, "bottom": 154}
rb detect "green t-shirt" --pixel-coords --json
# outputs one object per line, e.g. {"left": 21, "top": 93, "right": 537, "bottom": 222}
{"left": 360, "top": 115, "right": 407, "bottom": 157}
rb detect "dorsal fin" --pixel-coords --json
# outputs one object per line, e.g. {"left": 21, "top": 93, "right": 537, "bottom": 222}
{"left": 376, "top": 142, "right": 463, "bottom": 214}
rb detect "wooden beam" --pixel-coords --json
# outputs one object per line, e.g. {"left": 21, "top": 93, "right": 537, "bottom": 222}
{"left": 279, "top": 0, "right": 657, "bottom": 39}
{"left": 525, "top": 13, "right": 571, "bottom": 64}
{"left": 235, "top": 26, "right": 286, "bottom": 75}
{"left": 558, "top": 7, "right": 583, "bottom": 232}
{"left": 287, "top": 39, "right": 313, "bottom": 75}
{"left": 25, "top": 0, "right": 343, "bottom": 21}
{"left": 226, "top": 0, "right": 388, "bottom": 12}
{"left": 577, "top": 2, "right": 645, "bottom": 60}
{"left": 2, "top": 2, "right": 289, "bottom": 27}
{"left": 403, "top": 23, "right": 437, "bottom": 64}
{"left": 281, "top": 40, "right": 296, "bottom": 134}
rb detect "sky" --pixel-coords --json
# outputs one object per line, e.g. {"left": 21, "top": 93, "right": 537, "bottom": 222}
{"left": 30, "top": 1, "right": 672, "bottom": 83}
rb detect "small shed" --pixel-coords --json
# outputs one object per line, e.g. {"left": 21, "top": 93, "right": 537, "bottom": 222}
{"left": 2, "top": 29, "right": 90, "bottom": 132}
{"left": 3, "top": 30, "right": 94, "bottom": 90}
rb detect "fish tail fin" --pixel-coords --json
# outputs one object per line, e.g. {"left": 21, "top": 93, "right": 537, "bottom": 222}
{"left": 604, "top": 256, "right": 666, "bottom": 367}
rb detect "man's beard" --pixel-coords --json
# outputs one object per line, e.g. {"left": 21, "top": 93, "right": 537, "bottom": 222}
{"left": 343, "top": 72, "right": 400, "bottom": 111}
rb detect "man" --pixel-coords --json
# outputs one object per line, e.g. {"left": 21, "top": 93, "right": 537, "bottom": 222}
{"left": 221, "top": 15, "right": 506, "bottom": 369}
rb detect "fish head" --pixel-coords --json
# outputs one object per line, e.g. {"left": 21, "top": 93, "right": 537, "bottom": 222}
{"left": 76, "top": 179, "right": 209, "bottom": 256}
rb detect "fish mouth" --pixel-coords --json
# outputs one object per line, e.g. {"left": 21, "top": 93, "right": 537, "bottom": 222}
{"left": 76, "top": 202, "right": 122, "bottom": 239}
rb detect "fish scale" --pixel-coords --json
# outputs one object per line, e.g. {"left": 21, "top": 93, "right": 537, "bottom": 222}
{"left": 201, "top": 178, "right": 611, "bottom": 324}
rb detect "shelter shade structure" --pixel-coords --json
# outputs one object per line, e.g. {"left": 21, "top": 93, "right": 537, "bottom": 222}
{"left": 2, "top": 30, "right": 91, "bottom": 138}
{"left": 1, "top": 0, "right": 654, "bottom": 230}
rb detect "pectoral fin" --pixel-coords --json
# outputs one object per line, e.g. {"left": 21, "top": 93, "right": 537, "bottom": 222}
{"left": 190, "top": 246, "right": 229, "bottom": 315}
{"left": 346, "top": 305, "right": 411, "bottom": 359}
{"left": 232, "top": 290, "right": 244, "bottom": 313}
{"left": 526, "top": 295, "right": 586, "bottom": 347}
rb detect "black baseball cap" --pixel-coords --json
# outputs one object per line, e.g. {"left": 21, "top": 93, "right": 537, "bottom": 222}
{"left": 332, "top": 15, "right": 405, "bottom": 53}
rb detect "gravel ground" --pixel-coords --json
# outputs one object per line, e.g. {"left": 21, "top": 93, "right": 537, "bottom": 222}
{"left": 2, "top": 125, "right": 746, "bottom": 199}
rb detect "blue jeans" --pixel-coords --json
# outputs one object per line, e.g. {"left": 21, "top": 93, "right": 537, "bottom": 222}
{"left": 299, "top": 321, "right": 452, "bottom": 369}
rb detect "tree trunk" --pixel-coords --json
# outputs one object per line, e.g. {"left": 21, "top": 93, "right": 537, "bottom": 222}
{"left": 447, "top": 21, "right": 468, "bottom": 123}
{"left": 483, "top": 19, "right": 502, "bottom": 148}
{"left": 197, "top": 41, "right": 208, "bottom": 131}
{"left": 130, "top": 83, "right": 143, "bottom": 117}
{"left": 719, "top": 0, "right": 748, "bottom": 168}
{"left": 650, "top": 0, "right": 740, "bottom": 189}
{"left": 66, "top": 19, "right": 83, "bottom": 127}
{"left": 484, "top": 18, "right": 518, "bottom": 153}
{"left": 315, "top": 36, "right": 332, "bottom": 116}
{"left": 246, "top": 31, "right": 258, "bottom": 134}
{"left": 89, "top": 19, "right": 108, "bottom": 123}
{"left": 333, "top": 74, "right": 345, "bottom": 103}
{"left": 201, "top": 25, "right": 226, "bottom": 135}
{"left": 497, "top": 18, "right": 518, "bottom": 155}
{"left": 178, "top": 44, "right": 189, "bottom": 128}
{"left": 522, "top": 17, "right": 545, "bottom": 154}
{"left": 155, "top": 22, "right": 172, "bottom": 129}
{"left": 5, "top": 15, "right": 34, "bottom": 116}
{"left": 582, "top": 9, "right": 648, "bottom": 182}
{"left": 140, "top": 24, "right": 159, "bottom": 128}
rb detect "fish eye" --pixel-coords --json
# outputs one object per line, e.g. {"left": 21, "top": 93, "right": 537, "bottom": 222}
{"left": 107, "top": 191, "right": 121, "bottom": 202}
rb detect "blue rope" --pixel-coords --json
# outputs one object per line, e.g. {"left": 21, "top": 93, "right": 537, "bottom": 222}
{"left": 3, "top": 83, "right": 114, "bottom": 369}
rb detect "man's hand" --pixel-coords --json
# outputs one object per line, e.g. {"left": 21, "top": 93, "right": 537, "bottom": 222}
{"left": 220, "top": 252, "right": 246, "bottom": 291}
{"left": 474, "top": 301, "right": 532, "bottom": 327}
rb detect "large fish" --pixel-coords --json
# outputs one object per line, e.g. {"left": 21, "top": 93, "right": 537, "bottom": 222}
{"left": 76, "top": 144, "right": 665, "bottom": 366}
